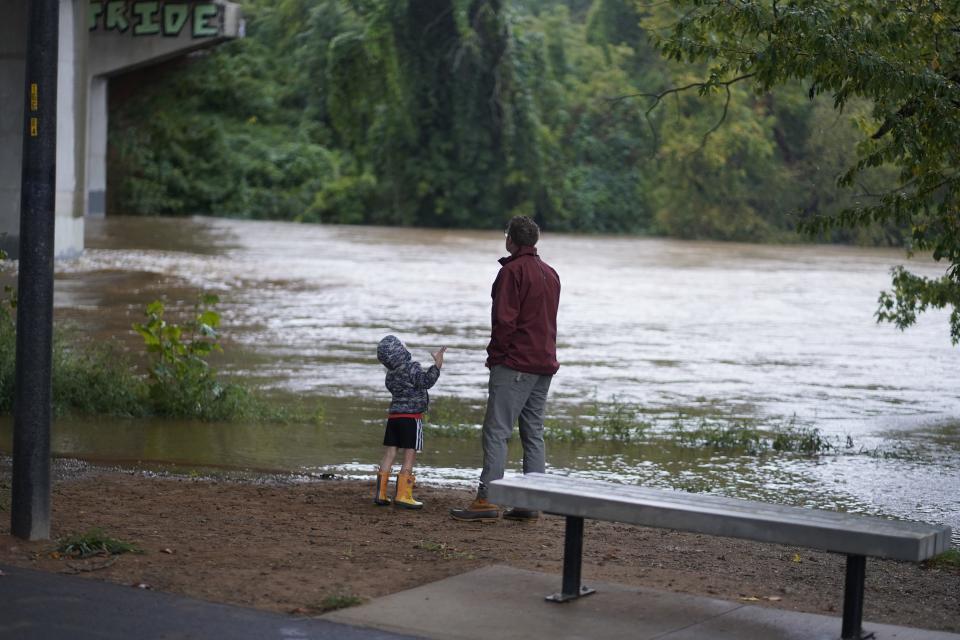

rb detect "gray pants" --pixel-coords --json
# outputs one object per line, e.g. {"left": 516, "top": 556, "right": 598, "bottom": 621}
{"left": 477, "top": 365, "right": 552, "bottom": 499}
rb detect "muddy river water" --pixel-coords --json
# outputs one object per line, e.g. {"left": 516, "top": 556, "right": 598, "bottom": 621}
{"left": 1, "top": 216, "right": 957, "bottom": 541}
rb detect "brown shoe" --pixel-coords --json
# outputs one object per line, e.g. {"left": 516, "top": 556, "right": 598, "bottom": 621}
{"left": 450, "top": 498, "right": 499, "bottom": 522}
{"left": 503, "top": 508, "right": 539, "bottom": 522}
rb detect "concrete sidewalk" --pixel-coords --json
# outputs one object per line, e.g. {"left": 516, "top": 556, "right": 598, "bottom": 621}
{"left": 0, "top": 563, "right": 418, "bottom": 640}
{"left": 325, "top": 565, "right": 960, "bottom": 640}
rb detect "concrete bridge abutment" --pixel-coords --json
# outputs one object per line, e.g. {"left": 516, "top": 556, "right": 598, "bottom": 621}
{"left": 0, "top": 0, "right": 242, "bottom": 258}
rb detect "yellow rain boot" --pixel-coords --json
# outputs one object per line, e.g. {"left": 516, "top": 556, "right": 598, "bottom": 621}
{"left": 374, "top": 471, "right": 392, "bottom": 506}
{"left": 394, "top": 472, "right": 423, "bottom": 510}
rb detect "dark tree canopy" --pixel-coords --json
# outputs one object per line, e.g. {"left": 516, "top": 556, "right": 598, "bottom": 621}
{"left": 652, "top": 0, "right": 960, "bottom": 342}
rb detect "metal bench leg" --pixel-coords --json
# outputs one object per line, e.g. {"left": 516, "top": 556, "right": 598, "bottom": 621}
{"left": 546, "top": 516, "right": 596, "bottom": 602}
{"left": 841, "top": 554, "right": 874, "bottom": 639}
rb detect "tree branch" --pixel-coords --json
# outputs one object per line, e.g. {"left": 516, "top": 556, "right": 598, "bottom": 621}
{"left": 606, "top": 73, "right": 756, "bottom": 151}
{"left": 695, "top": 82, "right": 734, "bottom": 153}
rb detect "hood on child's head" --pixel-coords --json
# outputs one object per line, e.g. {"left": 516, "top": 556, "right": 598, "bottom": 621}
{"left": 377, "top": 334, "right": 411, "bottom": 369}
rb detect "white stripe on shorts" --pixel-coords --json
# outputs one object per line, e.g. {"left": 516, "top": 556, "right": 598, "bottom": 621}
{"left": 415, "top": 417, "right": 423, "bottom": 452}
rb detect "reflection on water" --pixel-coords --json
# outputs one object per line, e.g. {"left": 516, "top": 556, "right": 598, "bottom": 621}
{"left": 0, "top": 216, "right": 957, "bottom": 542}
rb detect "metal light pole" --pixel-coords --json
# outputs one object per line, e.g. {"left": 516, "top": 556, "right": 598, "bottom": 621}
{"left": 11, "top": 0, "right": 60, "bottom": 541}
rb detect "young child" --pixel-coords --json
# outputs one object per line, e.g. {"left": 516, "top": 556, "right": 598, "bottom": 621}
{"left": 375, "top": 335, "right": 446, "bottom": 509}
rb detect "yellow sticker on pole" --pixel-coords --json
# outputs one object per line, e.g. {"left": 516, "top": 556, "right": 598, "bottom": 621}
{"left": 30, "top": 117, "right": 38, "bottom": 137}
{"left": 30, "top": 83, "right": 38, "bottom": 111}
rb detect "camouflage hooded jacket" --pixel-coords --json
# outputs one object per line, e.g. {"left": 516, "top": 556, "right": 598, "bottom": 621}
{"left": 377, "top": 335, "right": 440, "bottom": 414}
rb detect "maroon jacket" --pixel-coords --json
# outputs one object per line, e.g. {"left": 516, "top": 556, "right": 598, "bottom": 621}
{"left": 485, "top": 245, "right": 561, "bottom": 375}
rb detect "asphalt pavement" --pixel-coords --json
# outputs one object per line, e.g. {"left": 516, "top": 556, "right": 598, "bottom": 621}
{"left": 0, "top": 563, "right": 419, "bottom": 640}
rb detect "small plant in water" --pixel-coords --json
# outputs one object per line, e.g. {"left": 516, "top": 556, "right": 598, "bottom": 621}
{"left": 133, "top": 294, "right": 227, "bottom": 417}
{"left": 57, "top": 528, "right": 143, "bottom": 558}
{"left": 672, "top": 417, "right": 764, "bottom": 453}
{"left": 132, "top": 295, "right": 304, "bottom": 422}
{"left": 771, "top": 425, "right": 834, "bottom": 455}
{"left": 589, "top": 395, "right": 650, "bottom": 442}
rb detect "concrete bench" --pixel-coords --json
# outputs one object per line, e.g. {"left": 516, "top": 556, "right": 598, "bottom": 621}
{"left": 488, "top": 473, "right": 952, "bottom": 640}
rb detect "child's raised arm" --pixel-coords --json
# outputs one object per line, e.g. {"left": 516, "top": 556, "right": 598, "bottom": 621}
{"left": 410, "top": 347, "right": 445, "bottom": 389}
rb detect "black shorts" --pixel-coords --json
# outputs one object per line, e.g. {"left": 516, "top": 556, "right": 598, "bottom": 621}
{"left": 383, "top": 416, "right": 423, "bottom": 452}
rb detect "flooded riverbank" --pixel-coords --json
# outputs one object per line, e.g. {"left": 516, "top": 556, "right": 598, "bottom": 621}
{"left": 0, "top": 216, "right": 957, "bottom": 540}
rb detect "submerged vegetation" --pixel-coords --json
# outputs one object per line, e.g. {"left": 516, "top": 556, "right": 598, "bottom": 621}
{"left": 132, "top": 295, "right": 265, "bottom": 421}
{"left": 0, "top": 289, "right": 318, "bottom": 423}
{"left": 425, "top": 395, "right": 841, "bottom": 456}
{"left": 672, "top": 417, "right": 837, "bottom": 456}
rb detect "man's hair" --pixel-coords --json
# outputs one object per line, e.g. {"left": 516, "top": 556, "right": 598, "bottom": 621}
{"left": 506, "top": 216, "right": 540, "bottom": 247}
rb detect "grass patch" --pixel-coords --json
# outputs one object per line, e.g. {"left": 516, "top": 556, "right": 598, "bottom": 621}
{"left": 417, "top": 539, "right": 475, "bottom": 560}
{"left": 314, "top": 594, "right": 364, "bottom": 613}
{"left": 545, "top": 419, "right": 589, "bottom": 443}
{"left": 51, "top": 336, "right": 149, "bottom": 418}
{"left": 423, "top": 421, "right": 479, "bottom": 438}
{"left": 57, "top": 528, "right": 143, "bottom": 558}
{"left": 924, "top": 549, "right": 960, "bottom": 571}
{"left": 423, "top": 397, "right": 484, "bottom": 438}
{"left": 424, "top": 397, "right": 482, "bottom": 432}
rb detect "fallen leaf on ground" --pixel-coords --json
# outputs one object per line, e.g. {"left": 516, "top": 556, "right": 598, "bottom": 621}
{"left": 739, "top": 596, "right": 761, "bottom": 601}
{"left": 766, "top": 596, "right": 782, "bottom": 601}
{"left": 160, "top": 548, "right": 174, "bottom": 554}
{"left": 131, "top": 582, "right": 151, "bottom": 589}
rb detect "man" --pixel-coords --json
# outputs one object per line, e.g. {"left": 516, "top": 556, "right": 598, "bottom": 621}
{"left": 450, "top": 215, "right": 561, "bottom": 522}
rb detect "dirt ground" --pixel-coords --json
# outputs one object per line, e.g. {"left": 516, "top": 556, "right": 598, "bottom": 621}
{"left": 0, "top": 467, "right": 957, "bottom": 633}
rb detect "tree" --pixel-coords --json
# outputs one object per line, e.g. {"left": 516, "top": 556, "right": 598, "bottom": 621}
{"left": 649, "top": 0, "right": 960, "bottom": 342}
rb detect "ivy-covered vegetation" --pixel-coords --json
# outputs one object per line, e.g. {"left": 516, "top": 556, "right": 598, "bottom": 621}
{"left": 109, "top": 0, "right": 891, "bottom": 242}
